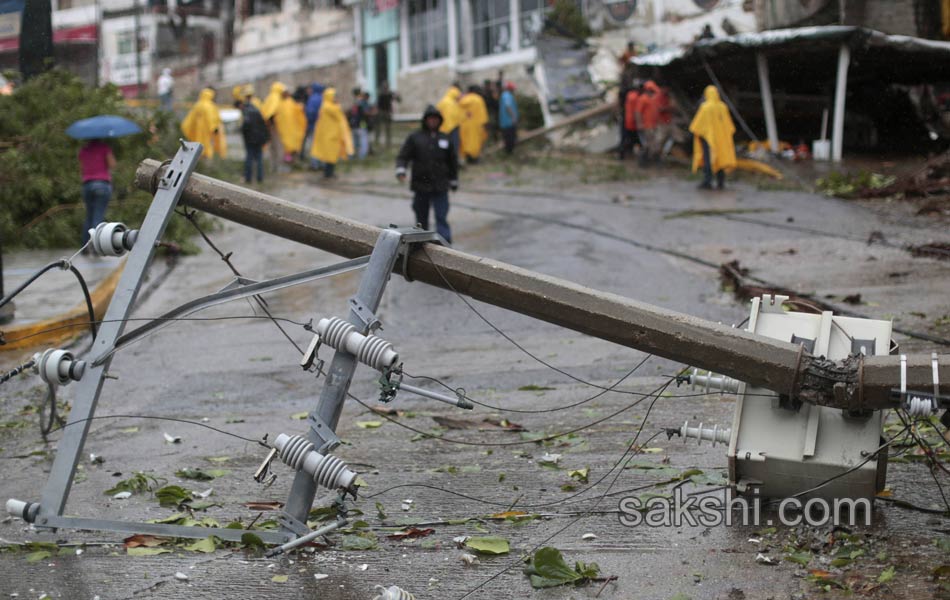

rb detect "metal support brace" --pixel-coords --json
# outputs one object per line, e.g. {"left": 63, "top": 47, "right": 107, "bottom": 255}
{"left": 280, "top": 227, "right": 441, "bottom": 534}
{"left": 34, "top": 142, "right": 203, "bottom": 530}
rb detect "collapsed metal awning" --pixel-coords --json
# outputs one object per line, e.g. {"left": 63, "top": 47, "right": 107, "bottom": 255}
{"left": 632, "top": 26, "right": 950, "bottom": 159}
{"left": 634, "top": 26, "right": 950, "bottom": 85}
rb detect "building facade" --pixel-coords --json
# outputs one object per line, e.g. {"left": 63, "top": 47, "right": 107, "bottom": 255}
{"left": 355, "top": 0, "right": 549, "bottom": 112}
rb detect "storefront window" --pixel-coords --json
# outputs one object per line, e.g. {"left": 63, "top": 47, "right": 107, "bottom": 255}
{"left": 408, "top": 0, "right": 448, "bottom": 64}
{"left": 471, "top": 0, "right": 510, "bottom": 57}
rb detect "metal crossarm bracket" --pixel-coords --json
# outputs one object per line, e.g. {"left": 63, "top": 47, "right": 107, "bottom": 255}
{"left": 309, "top": 413, "right": 342, "bottom": 454}
{"left": 348, "top": 296, "right": 381, "bottom": 332}
{"left": 96, "top": 257, "right": 370, "bottom": 365}
{"left": 392, "top": 226, "right": 446, "bottom": 282}
{"left": 7, "top": 166, "right": 450, "bottom": 551}
{"left": 33, "top": 141, "right": 203, "bottom": 530}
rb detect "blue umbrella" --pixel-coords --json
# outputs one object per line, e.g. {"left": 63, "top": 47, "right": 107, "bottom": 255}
{"left": 66, "top": 115, "right": 142, "bottom": 140}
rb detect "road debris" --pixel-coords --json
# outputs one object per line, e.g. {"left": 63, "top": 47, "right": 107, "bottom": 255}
{"left": 523, "top": 546, "right": 602, "bottom": 589}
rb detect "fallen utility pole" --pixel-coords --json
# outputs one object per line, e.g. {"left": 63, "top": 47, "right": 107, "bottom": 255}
{"left": 136, "top": 160, "right": 948, "bottom": 410}
{"left": 483, "top": 103, "right": 614, "bottom": 155}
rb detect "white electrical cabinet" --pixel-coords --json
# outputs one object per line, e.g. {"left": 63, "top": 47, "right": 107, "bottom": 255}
{"left": 727, "top": 295, "right": 892, "bottom": 502}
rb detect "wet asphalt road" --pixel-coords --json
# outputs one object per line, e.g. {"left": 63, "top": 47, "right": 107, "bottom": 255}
{"left": 1, "top": 156, "right": 949, "bottom": 600}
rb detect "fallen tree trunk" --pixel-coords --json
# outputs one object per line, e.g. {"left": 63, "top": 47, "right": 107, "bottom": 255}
{"left": 135, "top": 159, "right": 948, "bottom": 410}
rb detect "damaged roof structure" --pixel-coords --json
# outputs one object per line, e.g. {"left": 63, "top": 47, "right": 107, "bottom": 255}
{"left": 634, "top": 26, "right": 950, "bottom": 159}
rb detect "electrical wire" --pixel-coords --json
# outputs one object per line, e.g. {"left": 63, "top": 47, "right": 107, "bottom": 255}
{"left": 895, "top": 410, "right": 950, "bottom": 513}
{"left": 767, "top": 423, "right": 911, "bottom": 503}
{"left": 419, "top": 246, "right": 715, "bottom": 392}
{"left": 364, "top": 426, "right": 666, "bottom": 513}
{"left": 0, "top": 359, "right": 36, "bottom": 385}
{"left": 455, "top": 383, "right": 669, "bottom": 599}
{"left": 0, "top": 259, "right": 97, "bottom": 340}
{"left": 400, "top": 367, "right": 781, "bottom": 414}
{"left": 177, "top": 208, "right": 304, "bottom": 354}
{"left": 401, "top": 353, "right": 651, "bottom": 413}
{"left": 346, "top": 372, "right": 679, "bottom": 448}
{"left": 41, "top": 414, "right": 264, "bottom": 445}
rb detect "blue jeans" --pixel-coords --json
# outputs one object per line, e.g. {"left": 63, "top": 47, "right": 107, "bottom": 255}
{"left": 412, "top": 191, "right": 451, "bottom": 243}
{"left": 353, "top": 128, "right": 369, "bottom": 159}
{"left": 81, "top": 180, "right": 112, "bottom": 245}
{"left": 244, "top": 144, "right": 264, "bottom": 183}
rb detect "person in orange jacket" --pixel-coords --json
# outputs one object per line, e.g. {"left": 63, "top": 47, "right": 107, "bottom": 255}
{"left": 635, "top": 80, "right": 661, "bottom": 166}
{"left": 621, "top": 81, "right": 642, "bottom": 160}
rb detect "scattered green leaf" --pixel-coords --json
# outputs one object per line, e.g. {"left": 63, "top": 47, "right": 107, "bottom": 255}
{"left": 878, "top": 565, "right": 896, "bottom": 583}
{"left": 183, "top": 536, "right": 219, "bottom": 554}
{"left": 341, "top": 534, "right": 378, "bottom": 551}
{"left": 523, "top": 546, "right": 600, "bottom": 589}
{"left": 465, "top": 536, "right": 510, "bottom": 555}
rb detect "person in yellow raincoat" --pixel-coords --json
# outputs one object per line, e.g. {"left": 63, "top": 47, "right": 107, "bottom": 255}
{"left": 274, "top": 88, "right": 307, "bottom": 163}
{"left": 436, "top": 85, "right": 462, "bottom": 154}
{"left": 261, "top": 82, "right": 286, "bottom": 172}
{"left": 309, "top": 88, "right": 353, "bottom": 179}
{"left": 181, "top": 88, "right": 226, "bottom": 159}
{"left": 232, "top": 84, "right": 261, "bottom": 110}
{"left": 689, "top": 85, "right": 736, "bottom": 190}
{"left": 458, "top": 85, "right": 489, "bottom": 163}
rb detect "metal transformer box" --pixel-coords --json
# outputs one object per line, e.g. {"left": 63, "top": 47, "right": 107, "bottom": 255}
{"left": 728, "top": 295, "right": 892, "bottom": 502}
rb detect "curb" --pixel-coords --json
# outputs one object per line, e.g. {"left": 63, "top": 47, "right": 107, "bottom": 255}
{"left": 0, "top": 261, "right": 125, "bottom": 352}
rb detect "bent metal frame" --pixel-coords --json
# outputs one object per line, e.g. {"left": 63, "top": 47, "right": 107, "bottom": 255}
{"left": 21, "top": 141, "right": 445, "bottom": 544}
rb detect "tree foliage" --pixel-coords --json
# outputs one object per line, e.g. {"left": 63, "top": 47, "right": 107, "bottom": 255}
{"left": 0, "top": 69, "right": 219, "bottom": 250}
{"left": 545, "top": 0, "right": 592, "bottom": 41}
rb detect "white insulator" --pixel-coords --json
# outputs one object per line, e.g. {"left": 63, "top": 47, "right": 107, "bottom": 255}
{"left": 680, "top": 421, "right": 731, "bottom": 447}
{"left": 32, "top": 348, "right": 86, "bottom": 387}
{"left": 277, "top": 434, "right": 314, "bottom": 470}
{"left": 905, "top": 396, "right": 936, "bottom": 419}
{"left": 89, "top": 222, "right": 138, "bottom": 257}
{"left": 6, "top": 498, "right": 39, "bottom": 523}
{"left": 373, "top": 585, "right": 416, "bottom": 600}
{"left": 689, "top": 368, "right": 741, "bottom": 396}
{"left": 316, "top": 317, "right": 399, "bottom": 371}
{"left": 273, "top": 434, "right": 357, "bottom": 491}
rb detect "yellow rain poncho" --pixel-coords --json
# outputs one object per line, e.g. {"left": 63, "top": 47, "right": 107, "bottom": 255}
{"left": 181, "top": 88, "right": 226, "bottom": 159}
{"left": 274, "top": 96, "right": 308, "bottom": 154}
{"left": 458, "top": 92, "right": 489, "bottom": 159}
{"left": 261, "top": 82, "right": 286, "bottom": 121}
{"left": 689, "top": 85, "right": 736, "bottom": 174}
{"left": 232, "top": 84, "right": 262, "bottom": 110}
{"left": 436, "top": 86, "right": 462, "bottom": 134}
{"left": 309, "top": 88, "right": 353, "bottom": 165}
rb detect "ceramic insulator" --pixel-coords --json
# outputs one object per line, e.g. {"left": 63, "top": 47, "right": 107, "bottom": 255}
{"left": 273, "top": 433, "right": 357, "bottom": 491}
{"left": 316, "top": 317, "right": 398, "bottom": 371}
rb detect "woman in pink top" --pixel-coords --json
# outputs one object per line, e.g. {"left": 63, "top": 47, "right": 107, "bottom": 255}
{"left": 78, "top": 139, "right": 116, "bottom": 246}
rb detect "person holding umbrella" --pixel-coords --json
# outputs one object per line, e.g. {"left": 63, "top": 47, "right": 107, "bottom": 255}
{"left": 77, "top": 138, "right": 116, "bottom": 247}
{"left": 66, "top": 114, "right": 142, "bottom": 247}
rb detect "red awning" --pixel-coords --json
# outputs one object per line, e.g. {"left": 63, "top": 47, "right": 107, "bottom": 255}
{"left": 54, "top": 23, "right": 97, "bottom": 44}
{"left": 0, "top": 23, "right": 97, "bottom": 53}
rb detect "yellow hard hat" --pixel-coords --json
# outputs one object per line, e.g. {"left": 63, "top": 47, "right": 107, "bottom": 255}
{"left": 232, "top": 85, "right": 244, "bottom": 101}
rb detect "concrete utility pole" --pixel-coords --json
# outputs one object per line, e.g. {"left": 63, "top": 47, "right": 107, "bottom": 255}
{"left": 135, "top": 160, "right": 949, "bottom": 411}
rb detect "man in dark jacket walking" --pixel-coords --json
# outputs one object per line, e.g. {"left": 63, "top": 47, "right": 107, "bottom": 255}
{"left": 235, "top": 88, "right": 269, "bottom": 183}
{"left": 396, "top": 105, "right": 459, "bottom": 244}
